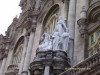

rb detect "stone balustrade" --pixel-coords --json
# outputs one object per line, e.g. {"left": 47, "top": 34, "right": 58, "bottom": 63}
{"left": 59, "top": 51, "right": 100, "bottom": 75}
{"left": 5, "top": 64, "right": 18, "bottom": 75}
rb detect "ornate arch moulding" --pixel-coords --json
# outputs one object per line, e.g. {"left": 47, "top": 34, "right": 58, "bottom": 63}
{"left": 87, "top": 1, "right": 100, "bottom": 23}
{"left": 78, "top": 1, "right": 100, "bottom": 37}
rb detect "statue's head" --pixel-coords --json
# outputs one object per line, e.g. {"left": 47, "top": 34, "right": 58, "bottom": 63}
{"left": 57, "top": 16, "right": 65, "bottom": 24}
{"left": 42, "top": 33, "right": 50, "bottom": 41}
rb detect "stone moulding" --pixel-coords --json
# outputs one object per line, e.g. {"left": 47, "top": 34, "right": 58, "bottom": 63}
{"left": 87, "top": 1, "right": 100, "bottom": 22}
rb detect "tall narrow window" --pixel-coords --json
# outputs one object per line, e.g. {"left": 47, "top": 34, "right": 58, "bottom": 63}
{"left": 12, "top": 44, "right": 23, "bottom": 68}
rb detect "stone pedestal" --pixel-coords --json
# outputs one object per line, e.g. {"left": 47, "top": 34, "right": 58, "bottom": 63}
{"left": 29, "top": 50, "right": 70, "bottom": 75}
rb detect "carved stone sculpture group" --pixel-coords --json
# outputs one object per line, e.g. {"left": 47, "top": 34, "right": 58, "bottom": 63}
{"left": 38, "top": 17, "right": 70, "bottom": 52}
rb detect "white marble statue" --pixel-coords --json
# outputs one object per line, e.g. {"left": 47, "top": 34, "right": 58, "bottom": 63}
{"left": 38, "top": 33, "right": 52, "bottom": 51}
{"left": 52, "top": 30, "right": 61, "bottom": 50}
{"left": 52, "top": 17, "right": 70, "bottom": 52}
{"left": 62, "top": 28, "right": 70, "bottom": 52}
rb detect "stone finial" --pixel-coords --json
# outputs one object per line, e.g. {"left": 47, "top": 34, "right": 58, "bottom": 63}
{"left": 13, "top": 15, "right": 18, "bottom": 22}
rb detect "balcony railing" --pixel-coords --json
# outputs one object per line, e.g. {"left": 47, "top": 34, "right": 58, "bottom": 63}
{"left": 5, "top": 64, "right": 19, "bottom": 75}
{"left": 59, "top": 51, "right": 100, "bottom": 75}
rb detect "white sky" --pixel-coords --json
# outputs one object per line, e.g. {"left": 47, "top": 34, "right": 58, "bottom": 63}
{"left": 0, "top": 0, "right": 21, "bottom": 35}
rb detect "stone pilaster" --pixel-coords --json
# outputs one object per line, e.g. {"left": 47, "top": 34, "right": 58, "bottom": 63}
{"left": 0, "top": 55, "right": 7, "bottom": 75}
{"left": 22, "top": 31, "right": 34, "bottom": 75}
{"left": 67, "top": 0, "right": 77, "bottom": 66}
{"left": 30, "top": 22, "right": 42, "bottom": 63}
{"left": 18, "top": 35, "right": 29, "bottom": 74}
{"left": 68, "top": 0, "right": 76, "bottom": 39}
{"left": 4, "top": 49, "right": 13, "bottom": 75}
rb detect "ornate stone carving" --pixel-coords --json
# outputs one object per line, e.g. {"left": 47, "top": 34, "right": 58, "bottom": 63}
{"left": 19, "top": 0, "right": 27, "bottom": 10}
{"left": 37, "top": 0, "right": 54, "bottom": 23}
{"left": 29, "top": 50, "right": 70, "bottom": 75}
{"left": 77, "top": 18, "right": 88, "bottom": 38}
{"left": 30, "top": 17, "right": 71, "bottom": 75}
{"left": 0, "top": 49, "right": 8, "bottom": 60}
{"left": 87, "top": 1, "right": 100, "bottom": 22}
{"left": 5, "top": 65, "right": 18, "bottom": 75}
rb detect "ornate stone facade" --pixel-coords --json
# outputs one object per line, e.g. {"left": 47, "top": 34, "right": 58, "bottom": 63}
{"left": 0, "top": 0, "right": 100, "bottom": 75}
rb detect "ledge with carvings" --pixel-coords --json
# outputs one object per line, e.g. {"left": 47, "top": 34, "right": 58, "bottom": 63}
{"left": 29, "top": 50, "right": 70, "bottom": 75}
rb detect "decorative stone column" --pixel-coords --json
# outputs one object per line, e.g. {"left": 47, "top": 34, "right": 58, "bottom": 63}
{"left": 67, "top": 0, "right": 77, "bottom": 66}
{"left": 68, "top": 0, "right": 76, "bottom": 39}
{"left": 77, "top": 7, "right": 89, "bottom": 58}
{"left": 22, "top": 31, "right": 34, "bottom": 75}
{"left": 74, "top": 0, "right": 89, "bottom": 65}
{"left": 77, "top": 0, "right": 89, "bottom": 59}
{"left": 18, "top": 35, "right": 29, "bottom": 75}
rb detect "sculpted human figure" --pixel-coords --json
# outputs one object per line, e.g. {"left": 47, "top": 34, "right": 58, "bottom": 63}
{"left": 52, "top": 17, "right": 70, "bottom": 52}
{"left": 62, "top": 28, "right": 70, "bottom": 52}
{"left": 52, "top": 30, "right": 61, "bottom": 50}
{"left": 38, "top": 33, "right": 52, "bottom": 51}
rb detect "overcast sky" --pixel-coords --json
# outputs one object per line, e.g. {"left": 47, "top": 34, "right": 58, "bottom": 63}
{"left": 0, "top": 0, "right": 21, "bottom": 35}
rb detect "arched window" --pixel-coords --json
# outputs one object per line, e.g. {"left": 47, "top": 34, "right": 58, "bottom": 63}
{"left": 44, "top": 6, "right": 59, "bottom": 35}
{"left": 12, "top": 44, "right": 23, "bottom": 67}
{"left": 12, "top": 37, "right": 24, "bottom": 68}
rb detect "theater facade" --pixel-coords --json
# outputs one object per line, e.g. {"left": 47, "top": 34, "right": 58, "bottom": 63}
{"left": 0, "top": 0, "right": 100, "bottom": 75}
